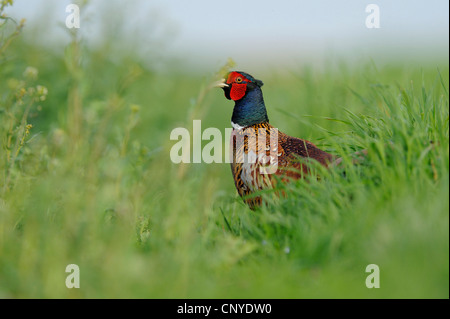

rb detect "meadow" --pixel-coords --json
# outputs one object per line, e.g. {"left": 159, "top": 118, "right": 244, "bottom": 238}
{"left": 0, "top": 1, "right": 448, "bottom": 298}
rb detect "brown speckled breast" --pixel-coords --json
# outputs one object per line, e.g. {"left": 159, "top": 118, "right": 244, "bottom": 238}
{"left": 230, "top": 122, "right": 334, "bottom": 209}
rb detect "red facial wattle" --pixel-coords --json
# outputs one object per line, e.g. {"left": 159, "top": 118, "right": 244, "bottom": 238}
{"left": 230, "top": 83, "right": 247, "bottom": 101}
{"left": 226, "top": 72, "right": 250, "bottom": 101}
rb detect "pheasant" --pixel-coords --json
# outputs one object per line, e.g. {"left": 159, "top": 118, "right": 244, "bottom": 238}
{"left": 216, "top": 71, "right": 336, "bottom": 209}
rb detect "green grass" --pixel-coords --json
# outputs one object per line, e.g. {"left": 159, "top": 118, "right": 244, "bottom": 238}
{"left": 0, "top": 2, "right": 448, "bottom": 298}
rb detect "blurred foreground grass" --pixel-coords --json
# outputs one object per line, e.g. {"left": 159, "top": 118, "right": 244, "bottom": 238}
{"left": 0, "top": 2, "right": 448, "bottom": 298}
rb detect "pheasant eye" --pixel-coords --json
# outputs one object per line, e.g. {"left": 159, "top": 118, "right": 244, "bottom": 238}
{"left": 235, "top": 77, "right": 243, "bottom": 83}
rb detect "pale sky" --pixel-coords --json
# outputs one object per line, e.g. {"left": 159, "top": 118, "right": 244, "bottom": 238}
{"left": 6, "top": 0, "right": 449, "bottom": 70}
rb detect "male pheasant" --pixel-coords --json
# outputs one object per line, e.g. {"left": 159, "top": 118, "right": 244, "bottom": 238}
{"left": 217, "top": 71, "right": 335, "bottom": 209}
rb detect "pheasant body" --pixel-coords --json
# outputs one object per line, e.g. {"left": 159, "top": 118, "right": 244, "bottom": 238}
{"left": 230, "top": 122, "right": 333, "bottom": 209}
{"left": 218, "top": 71, "right": 334, "bottom": 209}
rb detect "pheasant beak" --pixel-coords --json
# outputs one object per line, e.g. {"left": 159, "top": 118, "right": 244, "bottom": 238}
{"left": 213, "top": 79, "right": 229, "bottom": 88}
